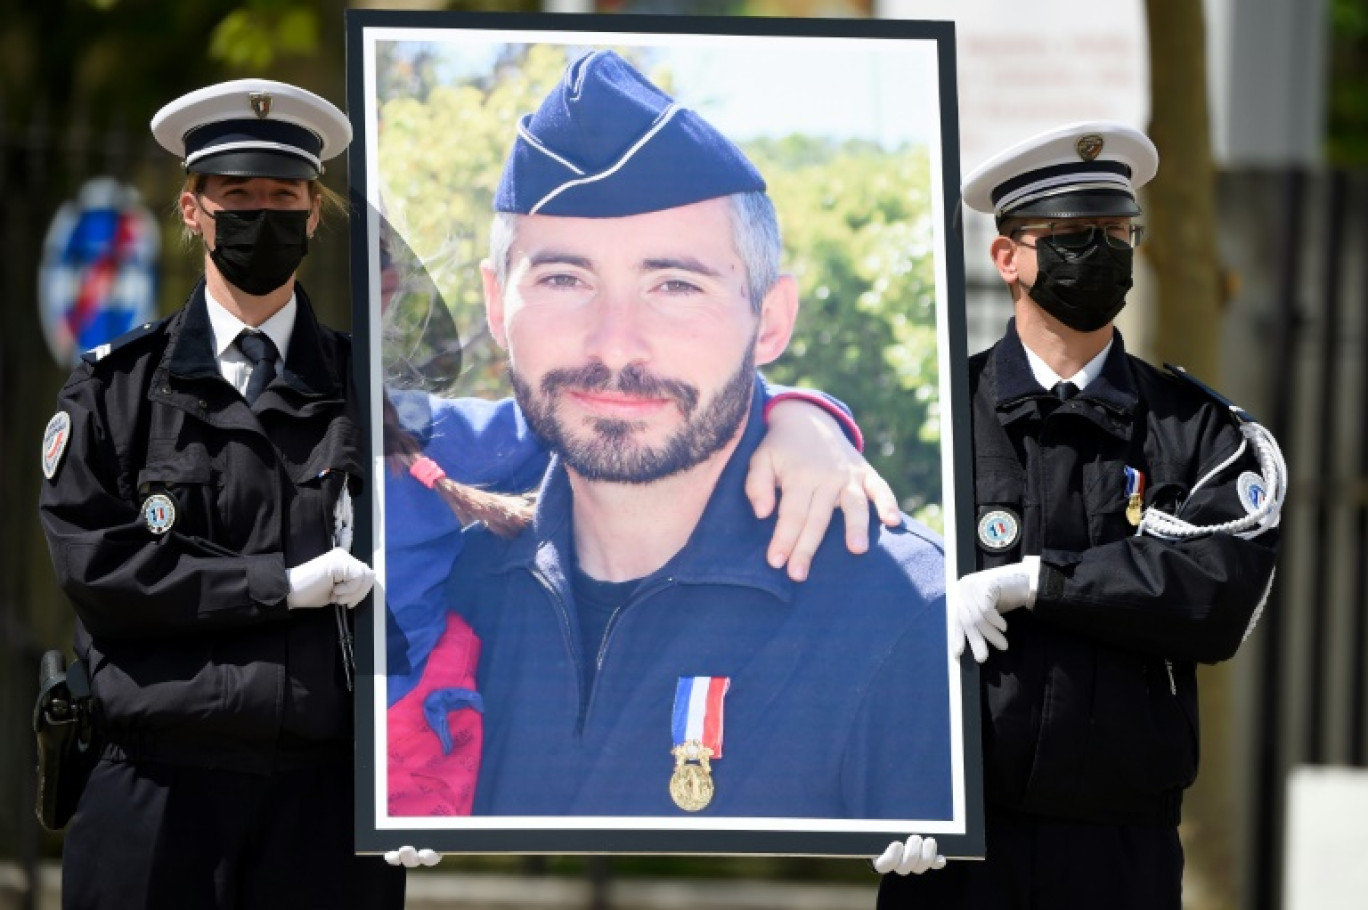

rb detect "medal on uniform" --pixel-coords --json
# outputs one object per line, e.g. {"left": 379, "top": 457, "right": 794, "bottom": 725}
{"left": 1124, "top": 466, "right": 1146, "bottom": 526}
{"left": 669, "top": 676, "right": 729, "bottom": 812}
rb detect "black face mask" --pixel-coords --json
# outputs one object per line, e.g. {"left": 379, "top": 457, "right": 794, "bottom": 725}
{"left": 1023, "top": 234, "right": 1133, "bottom": 332}
{"left": 206, "top": 208, "right": 311, "bottom": 296}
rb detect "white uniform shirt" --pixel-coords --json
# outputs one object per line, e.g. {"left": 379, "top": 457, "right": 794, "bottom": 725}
{"left": 1023, "top": 338, "right": 1113, "bottom": 393}
{"left": 204, "top": 288, "right": 297, "bottom": 398}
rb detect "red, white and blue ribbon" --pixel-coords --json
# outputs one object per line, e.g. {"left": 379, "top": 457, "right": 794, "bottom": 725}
{"left": 1124, "top": 465, "right": 1147, "bottom": 526}
{"left": 672, "top": 676, "right": 730, "bottom": 759}
{"left": 1124, "top": 466, "right": 1146, "bottom": 501}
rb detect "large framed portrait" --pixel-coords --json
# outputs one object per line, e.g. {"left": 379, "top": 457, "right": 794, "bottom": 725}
{"left": 346, "top": 9, "right": 980, "bottom": 858}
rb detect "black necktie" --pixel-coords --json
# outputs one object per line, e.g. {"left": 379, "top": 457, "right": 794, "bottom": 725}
{"left": 235, "top": 332, "right": 280, "bottom": 406}
{"left": 1052, "top": 381, "right": 1079, "bottom": 402}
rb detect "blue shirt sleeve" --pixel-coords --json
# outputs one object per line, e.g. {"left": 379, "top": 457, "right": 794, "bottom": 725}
{"left": 385, "top": 391, "right": 549, "bottom": 704}
{"left": 392, "top": 390, "right": 549, "bottom": 493}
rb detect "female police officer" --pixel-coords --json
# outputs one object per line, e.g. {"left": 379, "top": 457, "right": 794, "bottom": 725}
{"left": 38, "top": 79, "right": 409, "bottom": 909}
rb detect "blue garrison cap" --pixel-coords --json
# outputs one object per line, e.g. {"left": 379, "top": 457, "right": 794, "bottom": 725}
{"left": 494, "top": 51, "right": 766, "bottom": 217}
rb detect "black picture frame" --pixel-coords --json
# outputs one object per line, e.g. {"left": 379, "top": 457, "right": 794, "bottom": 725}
{"left": 346, "top": 8, "right": 981, "bottom": 859}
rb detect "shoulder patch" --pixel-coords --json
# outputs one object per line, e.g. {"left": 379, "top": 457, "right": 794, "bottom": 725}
{"left": 42, "top": 411, "right": 72, "bottom": 480}
{"left": 1238, "top": 471, "right": 1269, "bottom": 514}
{"left": 80, "top": 318, "right": 164, "bottom": 365}
{"left": 1163, "top": 363, "right": 1256, "bottom": 424}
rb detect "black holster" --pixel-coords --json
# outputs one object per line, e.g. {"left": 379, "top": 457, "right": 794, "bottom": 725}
{"left": 33, "top": 649, "right": 101, "bottom": 831}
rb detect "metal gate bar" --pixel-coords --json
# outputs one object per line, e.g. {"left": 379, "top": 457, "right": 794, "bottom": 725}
{"left": 1250, "top": 167, "right": 1305, "bottom": 910}
{"left": 1305, "top": 169, "right": 1348, "bottom": 764}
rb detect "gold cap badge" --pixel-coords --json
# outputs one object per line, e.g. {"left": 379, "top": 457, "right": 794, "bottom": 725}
{"left": 1076, "top": 133, "right": 1104, "bottom": 161}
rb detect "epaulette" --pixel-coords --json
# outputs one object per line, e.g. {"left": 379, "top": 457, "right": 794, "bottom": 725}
{"left": 1163, "top": 363, "right": 1257, "bottom": 425}
{"left": 80, "top": 318, "right": 167, "bottom": 366}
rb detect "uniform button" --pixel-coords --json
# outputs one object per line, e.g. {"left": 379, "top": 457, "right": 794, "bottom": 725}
{"left": 198, "top": 400, "right": 208, "bottom": 409}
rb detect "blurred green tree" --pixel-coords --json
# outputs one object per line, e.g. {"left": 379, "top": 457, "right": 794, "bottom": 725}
{"left": 751, "top": 136, "right": 941, "bottom": 517}
{"left": 1330, "top": 0, "right": 1368, "bottom": 165}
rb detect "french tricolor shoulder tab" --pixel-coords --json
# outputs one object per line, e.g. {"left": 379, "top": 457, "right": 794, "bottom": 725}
{"left": 81, "top": 319, "right": 162, "bottom": 365}
{"left": 42, "top": 411, "right": 72, "bottom": 480}
{"left": 1164, "top": 363, "right": 1256, "bottom": 425}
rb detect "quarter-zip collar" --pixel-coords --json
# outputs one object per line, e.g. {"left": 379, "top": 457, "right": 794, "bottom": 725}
{"left": 492, "top": 383, "right": 797, "bottom": 606}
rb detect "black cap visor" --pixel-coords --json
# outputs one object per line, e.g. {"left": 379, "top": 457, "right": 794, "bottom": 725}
{"left": 1000, "top": 188, "right": 1141, "bottom": 222}
{"left": 187, "top": 148, "right": 320, "bottom": 181}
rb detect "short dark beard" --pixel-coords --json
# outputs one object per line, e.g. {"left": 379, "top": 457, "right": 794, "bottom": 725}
{"left": 511, "top": 350, "right": 756, "bottom": 484}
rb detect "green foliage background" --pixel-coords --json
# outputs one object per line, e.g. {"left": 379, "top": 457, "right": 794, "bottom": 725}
{"left": 374, "top": 41, "right": 944, "bottom": 518}
{"left": 1330, "top": 0, "right": 1368, "bottom": 165}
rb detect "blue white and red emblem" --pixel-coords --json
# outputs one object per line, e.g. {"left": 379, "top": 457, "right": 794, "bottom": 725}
{"left": 39, "top": 177, "right": 159, "bottom": 367}
{"left": 672, "top": 676, "right": 730, "bottom": 760}
{"left": 41, "top": 411, "right": 71, "bottom": 480}
{"left": 1238, "top": 471, "right": 1267, "bottom": 514}
{"left": 977, "top": 508, "right": 1020, "bottom": 551}
{"left": 141, "top": 493, "right": 177, "bottom": 535}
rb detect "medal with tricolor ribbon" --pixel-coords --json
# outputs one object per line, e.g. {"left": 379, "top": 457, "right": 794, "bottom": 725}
{"left": 1124, "top": 466, "right": 1146, "bottom": 527}
{"left": 669, "top": 676, "right": 729, "bottom": 812}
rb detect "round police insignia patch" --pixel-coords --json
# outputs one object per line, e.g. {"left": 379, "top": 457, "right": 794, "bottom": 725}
{"left": 142, "top": 493, "right": 177, "bottom": 535}
{"left": 42, "top": 411, "right": 72, "bottom": 480}
{"left": 1238, "top": 471, "right": 1268, "bottom": 515}
{"left": 978, "top": 509, "right": 1020, "bottom": 551}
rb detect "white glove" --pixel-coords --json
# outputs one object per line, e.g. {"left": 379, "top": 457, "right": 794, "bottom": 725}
{"left": 873, "top": 835, "right": 946, "bottom": 875}
{"left": 384, "top": 846, "right": 442, "bottom": 868}
{"left": 286, "top": 547, "right": 375, "bottom": 609}
{"left": 951, "top": 556, "right": 1041, "bottom": 663}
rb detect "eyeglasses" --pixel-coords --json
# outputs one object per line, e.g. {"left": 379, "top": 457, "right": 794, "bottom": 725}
{"left": 1008, "top": 221, "right": 1146, "bottom": 250}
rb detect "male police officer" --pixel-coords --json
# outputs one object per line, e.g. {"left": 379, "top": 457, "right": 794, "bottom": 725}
{"left": 432, "top": 51, "right": 956, "bottom": 824}
{"left": 877, "top": 123, "right": 1284, "bottom": 907}
{"left": 39, "top": 81, "right": 404, "bottom": 909}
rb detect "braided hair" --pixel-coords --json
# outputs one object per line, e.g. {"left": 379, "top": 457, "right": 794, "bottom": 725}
{"left": 382, "top": 395, "right": 534, "bottom": 540}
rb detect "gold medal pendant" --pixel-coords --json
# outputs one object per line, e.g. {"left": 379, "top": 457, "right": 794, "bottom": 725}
{"left": 669, "top": 741, "right": 715, "bottom": 812}
{"left": 1123, "top": 467, "right": 1147, "bottom": 527}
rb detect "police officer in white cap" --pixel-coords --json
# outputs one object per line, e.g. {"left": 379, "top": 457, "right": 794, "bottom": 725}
{"left": 876, "top": 124, "right": 1284, "bottom": 907}
{"left": 39, "top": 79, "right": 406, "bottom": 908}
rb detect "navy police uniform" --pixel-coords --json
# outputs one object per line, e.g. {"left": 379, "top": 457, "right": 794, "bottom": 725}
{"left": 455, "top": 386, "right": 953, "bottom": 818}
{"left": 879, "top": 124, "right": 1283, "bottom": 908}
{"left": 39, "top": 81, "right": 403, "bottom": 909}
